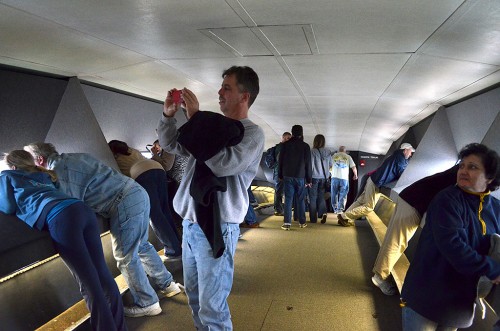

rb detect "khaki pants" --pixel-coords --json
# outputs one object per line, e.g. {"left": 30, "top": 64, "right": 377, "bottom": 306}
{"left": 343, "top": 178, "right": 380, "bottom": 221}
{"left": 372, "top": 196, "right": 421, "bottom": 280}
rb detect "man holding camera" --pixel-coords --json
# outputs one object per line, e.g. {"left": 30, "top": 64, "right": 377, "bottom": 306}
{"left": 157, "top": 66, "right": 264, "bottom": 330}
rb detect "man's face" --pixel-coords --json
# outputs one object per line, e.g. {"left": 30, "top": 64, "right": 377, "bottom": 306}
{"left": 151, "top": 143, "right": 161, "bottom": 154}
{"left": 218, "top": 74, "right": 245, "bottom": 116}
{"left": 34, "top": 156, "right": 45, "bottom": 167}
{"left": 403, "top": 148, "right": 413, "bottom": 159}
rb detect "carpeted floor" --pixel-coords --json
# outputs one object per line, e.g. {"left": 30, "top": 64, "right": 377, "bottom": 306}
{"left": 81, "top": 208, "right": 495, "bottom": 330}
{"left": 121, "top": 209, "right": 402, "bottom": 331}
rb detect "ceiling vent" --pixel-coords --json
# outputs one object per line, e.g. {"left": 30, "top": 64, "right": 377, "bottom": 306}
{"left": 199, "top": 24, "right": 319, "bottom": 57}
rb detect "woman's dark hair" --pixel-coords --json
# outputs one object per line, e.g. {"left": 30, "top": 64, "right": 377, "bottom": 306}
{"left": 222, "top": 66, "right": 259, "bottom": 107}
{"left": 459, "top": 143, "right": 500, "bottom": 191}
{"left": 313, "top": 134, "right": 326, "bottom": 149}
{"left": 108, "top": 140, "right": 131, "bottom": 156}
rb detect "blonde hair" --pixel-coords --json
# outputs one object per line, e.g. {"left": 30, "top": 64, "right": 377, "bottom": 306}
{"left": 3, "top": 150, "right": 57, "bottom": 182}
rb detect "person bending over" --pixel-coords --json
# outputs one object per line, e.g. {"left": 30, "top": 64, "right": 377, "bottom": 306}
{"left": 0, "top": 150, "right": 126, "bottom": 331}
{"left": 337, "top": 143, "right": 414, "bottom": 227}
{"left": 108, "top": 139, "right": 181, "bottom": 260}
{"left": 24, "top": 142, "right": 181, "bottom": 318}
{"left": 371, "top": 164, "right": 458, "bottom": 295}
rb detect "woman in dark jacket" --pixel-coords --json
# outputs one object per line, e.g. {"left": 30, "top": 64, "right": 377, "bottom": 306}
{"left": 0, "top": 150, "right": 126, "bottom": 331}
{"left": 401, "top": 143, "right": 500, "bottom": 330}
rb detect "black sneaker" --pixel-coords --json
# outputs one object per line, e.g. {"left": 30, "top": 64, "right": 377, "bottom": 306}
{"left": 320, "top": 214, "right": 327, "bottom": 224}
{"left": 337, "top": 214, "right": 351, "bottom": 227}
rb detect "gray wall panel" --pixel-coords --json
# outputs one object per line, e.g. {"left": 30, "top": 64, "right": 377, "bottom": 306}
{"left": 411, "top": 112, "right": 435, "bottom": 144}
{"left": 482, "top": 110, "right": 500, "bottom": 153}
{"left": 82, "top": 84, "right": 163, "bottom": 152}
{"left": 394, "top": 108, "right": 458, "bottom": 193}
{"left": 482, "top": 110, "right": 500, "bottom": 199}
{"left": 45, "top": 78, "right": 118, "bottom": 170}
{"left": 446, "top": 87, "right": 500, "bottom": 151}
{"left": 0, "top": 68, "right": 66, "bottom": 154}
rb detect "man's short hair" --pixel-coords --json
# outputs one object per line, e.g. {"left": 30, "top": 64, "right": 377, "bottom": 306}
{"left": 222, "top": 66, "right": 259, "bottom": 107}
{"left": 24, "top": 142, "right": 58, "bottom": 158}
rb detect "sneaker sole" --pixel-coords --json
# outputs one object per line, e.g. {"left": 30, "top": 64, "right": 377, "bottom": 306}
{"left": 164, "top": 288, "right": 181, "bottom": 298}
{"left": 162, "top": 284, "right": 182, "bottom": 298}
{"left": 124, "top": 307, "right": 162, "bottom": 317}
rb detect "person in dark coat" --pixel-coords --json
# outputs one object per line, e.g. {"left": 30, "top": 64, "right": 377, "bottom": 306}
{"left": 401, "top": 143, "right": 500, "bottom": 330}
{"left": 278, "top": 124, "right": 312, "bottom": 230}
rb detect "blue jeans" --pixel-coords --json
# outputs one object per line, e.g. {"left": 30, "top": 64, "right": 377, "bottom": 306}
{"left": 244, "top": 203, "right": 257, "bottom": 224}
{"left": 245, "top": 187, "right": 257, "bottom": 225}
{"left": 109, "top": 184, "right": 174, "bottom": 308}
{"left": 308, "top": 178, "right": 327, "bottom": 223}
{"left": 136, "top": 169, "right": 182, "bottom": 257}
{"left": 331, "top": 177, "right": 349, "bottom": 213}
{"left": 402, "top": 306, "right": 458, "bottom": 331}
{"left": 182, "top": 220, "right": 240, "bottom": 331}
{"left": 284, "top": 177, "right": 306, "bottom": 224}
{"left": 248, "top": 187, "right": 257, "bottom": 204}
{"left": 48, "top": 202, "right": 126, "bottom": 331}
{"left": 274, "top": 177, "right": 284, "bottom": 214}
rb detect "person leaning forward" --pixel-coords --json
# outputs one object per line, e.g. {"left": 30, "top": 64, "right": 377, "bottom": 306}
{"left": 337, "top": 143, "right": 415, "bottom": 226}
{"left": 24, "top": 142, "right": 182, "bottom": 318}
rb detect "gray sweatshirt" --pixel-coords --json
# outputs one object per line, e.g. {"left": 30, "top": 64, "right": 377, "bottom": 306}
{"left": 157, "top": 113, "right": 264, "bottom": 224}
{"left": 311, "top": 147, "right": 333, "bottom": 179}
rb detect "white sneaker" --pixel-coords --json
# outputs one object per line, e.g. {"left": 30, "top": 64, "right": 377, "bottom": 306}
{"left": 124, "top": 302, "right": 161, "bottom": 317}
{"left": 160, "top": 282, "right": 182, "bottom": 298}
{"left": 371, "top": 274, "right": 397, "bottom": 296}
{"left": 281, "top": 223, "right": 291, "bottom": 231}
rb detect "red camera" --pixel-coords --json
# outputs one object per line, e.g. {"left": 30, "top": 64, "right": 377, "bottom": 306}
{"left": 171, "top": 90, "right": 183, "bottom": 104}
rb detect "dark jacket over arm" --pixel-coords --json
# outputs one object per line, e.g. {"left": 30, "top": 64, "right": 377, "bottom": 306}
{"left": 177, "top": 111, "right": 244, "bottom": 258}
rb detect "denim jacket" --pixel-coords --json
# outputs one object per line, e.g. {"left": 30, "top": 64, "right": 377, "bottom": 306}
{"left": 47, "top": 153, "right": 136, "bottom": 218}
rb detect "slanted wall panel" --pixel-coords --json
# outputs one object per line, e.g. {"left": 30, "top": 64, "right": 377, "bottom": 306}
{"left": 45, "top": 78, "right": 118, "bottom": 170}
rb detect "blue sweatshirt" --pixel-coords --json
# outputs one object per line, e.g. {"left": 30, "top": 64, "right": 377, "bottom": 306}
{"left": 0, "top": 170, "right": 74, "bottom": 230}
{"left": 401, "top": 185, "right": 500, "bottom": 328}
{"left": 370, "top": 149, "right": 408, "bottom": 188}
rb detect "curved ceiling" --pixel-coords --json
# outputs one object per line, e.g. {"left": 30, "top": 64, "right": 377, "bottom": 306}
{"left": 0, "top": 0, "right": 499, "bottom": 154}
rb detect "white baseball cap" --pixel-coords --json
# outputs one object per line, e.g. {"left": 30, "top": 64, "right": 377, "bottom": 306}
{"left": 400, "top": 143, "right": 415, "bottom": 152}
